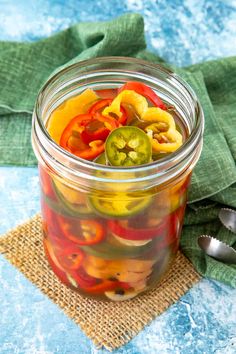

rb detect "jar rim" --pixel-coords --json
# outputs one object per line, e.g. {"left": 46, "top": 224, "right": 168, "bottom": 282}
{"left": 32, "top": 56, "right": 204, "bottom": 185}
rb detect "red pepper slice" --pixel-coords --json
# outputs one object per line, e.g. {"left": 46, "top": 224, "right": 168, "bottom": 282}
{"left": 39, "top": 166, "right": 56, "bottom": 200}
{"left": 60, "top": 113, "right": 119, "bottom": 160}
{"left": 43, "top": 208, "right": 86, "bottom": 271}
{"left": 44, "top": 236, "right": 129, "bottom": 294}
{"left": 110, "top": 105, "right": 127, "bottom": 125}
{"left": 89, "top": 99, "right": 112, "bottom": 116}
{"left": 118, "top": 81, "right": 167, "bottom": 110}
{"left": 60, "top": 114, "right": 92, "bottom": 148}
{"left": 108, "top": 217, "right": 168, "bottom": 241}
{"left": 81, "top": 121, "right": 110, "bottom": 144}
{"left": 68, "top": 268, "right": 100, "bottom": 288}
{"left": 56, "top": 245, "right": 85, "bottom": 270}
{"left": 60, "top": 114, "right": 104, "bottom": 160}
{"left": 93, "top": 113, "right": 120, "bottom": 130}
{"left": 41, "top": 203, "right": 75, "bottom": 249}
{"left": 89, "top": 99, "right": 127, "bottom": 125}
{"left": 95, "top": 88, "right": 118, "bottom": 99}
{"left": 81, "top": 112, "right": 120, "bottom": 144}
{"left": 75, "top": 140, "right": 105, "bottom": 160}
{"left": 68, "top": 268, "right": 130, "bottom": 294}
{"left": 41, "top": 202, "right": 64, "bottom": 238}
{"left": 59, "top": 218, "right": 105, "bottom": 246}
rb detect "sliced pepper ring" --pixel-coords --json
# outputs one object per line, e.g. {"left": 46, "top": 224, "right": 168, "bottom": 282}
{"left": 89, "top": 98, "right": 127, "bottom": 125}
{"left": 108, "top": 218, "right": 168, "bottom": 241}
{"left": 67, "top": 268, "right": 100, "bottom": 289}
{"left": 60, "top": 113, "right": 105, "bottom": 160}
{"left": 89, "top": 98, "right": 113, "bottom": 115}
{"left": 81, "top": 112, "right": 119, "bottom": 144}
{"left": 103, "top": 90, "right": 148, "bottom": 119}
{"left": 60, "top": 112, "right": 121, "bottom": 160}
{"left": 118, "top": 81, "right": 167, "bottom": 110}
{"left": 142, "top": 107, "right": 176, "bottom": 127}
{"left": 151, "top": 128, "right": 183, "bottom": 153}
{"left": 89, "top": 191, "right": 152, "bottom": 218}
{"left": 105, "top": 126, "right": 152, "bottom": 166}
{"left": 60, "top": 113, "right": 92, "bottom": 148}
{"left": 52, "top": 178, "right": 94, "bottom": 218}
{"left": 44, "top": 236, "right": 85, "bottom": 271}
{"left": 39, "top": 166, "right": 56, "bottom": 200}
{"left": 75, "top": 140, "right": 105, "bottom": 160}
{"left": 80, "top": 235, "right": 152, "bottom": 259}
{"left": 95, "top": 88, "right": 118, "bottom": 99}
{"left": 56, "top": 245, "right": 85, "bottom": 270}
{"left": 43, "top": 238, "right": 65, "bottom": 272}
{"left": 58, "top": 217, "right": 105, "bottom": 246}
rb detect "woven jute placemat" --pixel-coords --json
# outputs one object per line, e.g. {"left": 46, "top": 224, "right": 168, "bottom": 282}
{"left": 0, "top": 214, "right": 201, "bottom": 351}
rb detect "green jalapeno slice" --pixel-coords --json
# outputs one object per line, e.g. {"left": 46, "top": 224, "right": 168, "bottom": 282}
{"left": 52, "top": 180, "right": 94, "bottom": 217}
{"left": 89, "top": 191, "right": 152, "bottom": 218}
{"left": 105, "top": 126, "right": 152, "bottom": 166}
{"left": 80, "top": 237, "right": 152, "bottom": 259}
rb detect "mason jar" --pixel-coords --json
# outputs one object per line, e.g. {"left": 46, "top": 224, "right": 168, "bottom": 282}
{"left": 32, "top": 57, "right": 204, "bottom": 301}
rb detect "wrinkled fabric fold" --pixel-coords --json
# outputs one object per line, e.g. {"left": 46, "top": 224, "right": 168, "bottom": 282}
{"left": 0, "top": 13, "right": 236, "bottom": 287}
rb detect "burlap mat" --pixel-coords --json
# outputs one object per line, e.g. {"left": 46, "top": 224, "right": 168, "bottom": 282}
{"left": 0, "top": 214, "right": 201, "bottom": 351}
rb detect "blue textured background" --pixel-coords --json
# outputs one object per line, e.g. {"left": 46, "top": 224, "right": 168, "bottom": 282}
{"left": 1, "top": 1, "right": 236, "bottom": 353}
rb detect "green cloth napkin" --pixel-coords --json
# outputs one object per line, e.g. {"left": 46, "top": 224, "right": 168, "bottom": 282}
{"left": 0, "top": 14, "right": 236, "bottom": 287}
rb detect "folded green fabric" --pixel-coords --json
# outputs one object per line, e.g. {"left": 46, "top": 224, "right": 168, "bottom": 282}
{"left": 0, "top": 14, "right": 236, "bottom": 287}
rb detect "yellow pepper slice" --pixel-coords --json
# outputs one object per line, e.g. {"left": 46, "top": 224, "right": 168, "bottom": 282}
{"left": 102, "top": 90, "right": 148, "bottom": 119}
{"left": 85, "top": 264, "right": 152, "bottom": 283}
{"left": 103, "top": 89, "right": 183, "bottom": 154}
{"left": 103, "top": 90, "right": 174, "bottom": 126}
{"left": 47, "top": 89, "right": 98, "bottom": 143}
{"left": 141, "top": 107, "right": 176, "bottom": 129}
{"left": 84, "top": 255, "right": 154, "bottom": 282}
{"left": 150, "top": 128, "right": 183, "bottom": 153}
{"left": 86, "top": 255, "right": 154, "bottom": 272}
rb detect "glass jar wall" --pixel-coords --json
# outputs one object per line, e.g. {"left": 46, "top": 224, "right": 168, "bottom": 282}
{"left": 32, "top": 57, "right": 204, "bottom": 301}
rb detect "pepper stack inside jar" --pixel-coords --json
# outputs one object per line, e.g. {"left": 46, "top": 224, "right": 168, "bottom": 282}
{"left": 40, "top": 81, "right": 190, "bottom": 301}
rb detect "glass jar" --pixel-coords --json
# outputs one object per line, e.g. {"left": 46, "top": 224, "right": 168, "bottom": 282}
{"left": 32, "top": 57, "right": 204, "bottom": 301}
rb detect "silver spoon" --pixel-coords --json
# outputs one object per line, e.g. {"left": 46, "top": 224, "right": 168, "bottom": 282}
{"left": 198, "top": 235, "right": 236, "bottom": 264}
{"left": 219, "top": 208, "right": 236, "bottom": 234}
